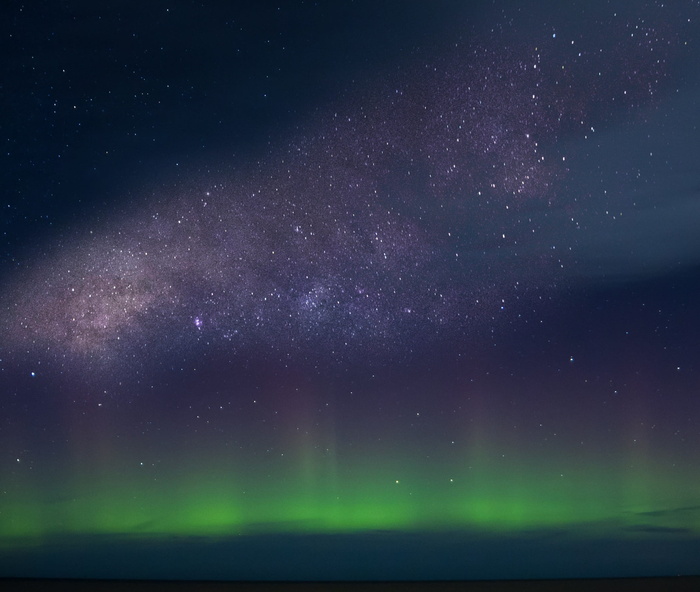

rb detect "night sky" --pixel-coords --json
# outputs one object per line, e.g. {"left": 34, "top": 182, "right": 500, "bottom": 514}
{"left": 1, "top": 0, "right": 700, "bottom": 582}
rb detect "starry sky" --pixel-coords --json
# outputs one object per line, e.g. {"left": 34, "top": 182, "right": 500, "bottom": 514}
{"left": 1, "top": 0, "right": 700, "bottom": 582}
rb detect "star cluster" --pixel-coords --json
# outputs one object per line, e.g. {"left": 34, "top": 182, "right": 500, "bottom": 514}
{"left": 1, "top": 1, "right": 700, "bottom": 582}
{"left": 0, "top": 6, "right": 679, "bottom": 376}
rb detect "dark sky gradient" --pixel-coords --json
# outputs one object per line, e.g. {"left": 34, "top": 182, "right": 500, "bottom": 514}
{"left": 1, "top": 0, "right": 700, "bottom": 582}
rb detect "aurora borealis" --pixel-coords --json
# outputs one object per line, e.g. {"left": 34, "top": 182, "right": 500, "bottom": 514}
{"left": 2, "top": 0, "right": 700, "bottom": 582}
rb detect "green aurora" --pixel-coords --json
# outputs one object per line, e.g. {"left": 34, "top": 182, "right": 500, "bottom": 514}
{"left": 3, "top": 432, "right": 698, "bottom": 546}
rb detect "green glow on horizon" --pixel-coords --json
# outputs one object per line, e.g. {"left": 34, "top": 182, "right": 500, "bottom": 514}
{"left": 2, "top": 445, "right": 698, "bottom": 548}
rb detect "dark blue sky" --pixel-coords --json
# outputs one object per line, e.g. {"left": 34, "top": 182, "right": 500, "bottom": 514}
{"left": 1, "top": 0, "right": 700, "bottom": 583}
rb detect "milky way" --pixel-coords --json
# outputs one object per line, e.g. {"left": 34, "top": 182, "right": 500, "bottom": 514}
{"left": 0, "top": 9, "right": 678, "bottom": 375}
{"left": 3, "top": 2, "right": 700, "bottom": 581}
